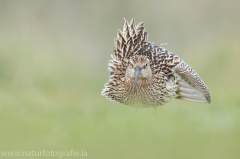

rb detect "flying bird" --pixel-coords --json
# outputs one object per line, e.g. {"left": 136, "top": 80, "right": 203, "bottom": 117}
{"left": 101, "top": 18, "right": 211, "bottom": 107}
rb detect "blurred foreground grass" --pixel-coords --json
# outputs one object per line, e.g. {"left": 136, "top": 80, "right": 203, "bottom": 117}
{"left": 0, "top": 1, "right": 240, "bottom": 159}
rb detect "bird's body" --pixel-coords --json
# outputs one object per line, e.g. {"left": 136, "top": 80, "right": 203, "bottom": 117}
{"left": 101, "top": 19, "right": 211, "bottom": 107}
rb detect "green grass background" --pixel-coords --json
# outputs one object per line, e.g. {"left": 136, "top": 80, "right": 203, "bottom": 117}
{"left": 0, "top": 0, "right": 240, "bottom": 158}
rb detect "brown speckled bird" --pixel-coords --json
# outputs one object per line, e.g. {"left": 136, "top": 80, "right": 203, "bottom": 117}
{"left": 101, "top": 18, "right": 211, "bottom": 108}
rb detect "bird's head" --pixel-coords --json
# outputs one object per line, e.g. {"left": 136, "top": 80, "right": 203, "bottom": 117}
{"left": 126, "top": 55, "right": 152, "bottom": 92}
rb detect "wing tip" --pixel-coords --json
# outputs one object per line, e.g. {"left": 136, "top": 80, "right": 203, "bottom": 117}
{"left": 176, "top": 94, "right": 211, "bottom": 104}
{"left": 206, "top": 95, "right": 211, "bottom": 104}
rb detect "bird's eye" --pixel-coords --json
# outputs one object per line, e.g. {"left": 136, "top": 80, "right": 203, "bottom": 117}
{"left": 145, "top": 63, "right": 148, "bottom": 67}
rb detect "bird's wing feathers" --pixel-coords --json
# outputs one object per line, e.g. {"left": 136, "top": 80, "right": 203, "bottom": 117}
{"left": 173, "top": 61, "right": 211, "bottom": 103}
{"left": 113, "top": 18, "right": 148, "bottom": 61}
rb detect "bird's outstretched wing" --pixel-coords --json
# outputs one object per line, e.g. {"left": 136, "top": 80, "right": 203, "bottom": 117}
{"left": 173, "top": 61, "right": 211, "bottom": 103}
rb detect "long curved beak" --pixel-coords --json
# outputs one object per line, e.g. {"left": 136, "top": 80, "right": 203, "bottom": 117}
{"left": 134, "top": 66, "right": 142, "bottom": 92}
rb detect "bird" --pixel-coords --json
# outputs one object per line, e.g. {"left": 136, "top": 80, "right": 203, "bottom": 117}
{"left": 101, "top": 18, "right": 211, "bottom": 108}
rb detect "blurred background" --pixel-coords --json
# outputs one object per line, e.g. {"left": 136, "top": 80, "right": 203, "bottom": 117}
{"left": 0, "top": 0, "right": 240, "bottom": 158}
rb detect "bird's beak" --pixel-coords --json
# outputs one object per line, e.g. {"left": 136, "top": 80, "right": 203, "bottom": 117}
{"left": 134, "top": 66, "right": 142, "bottom": 92}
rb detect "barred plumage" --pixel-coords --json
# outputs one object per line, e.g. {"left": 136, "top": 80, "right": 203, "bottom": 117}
{"left": 101, "top": 18, "right": 211, "bottom": 107}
